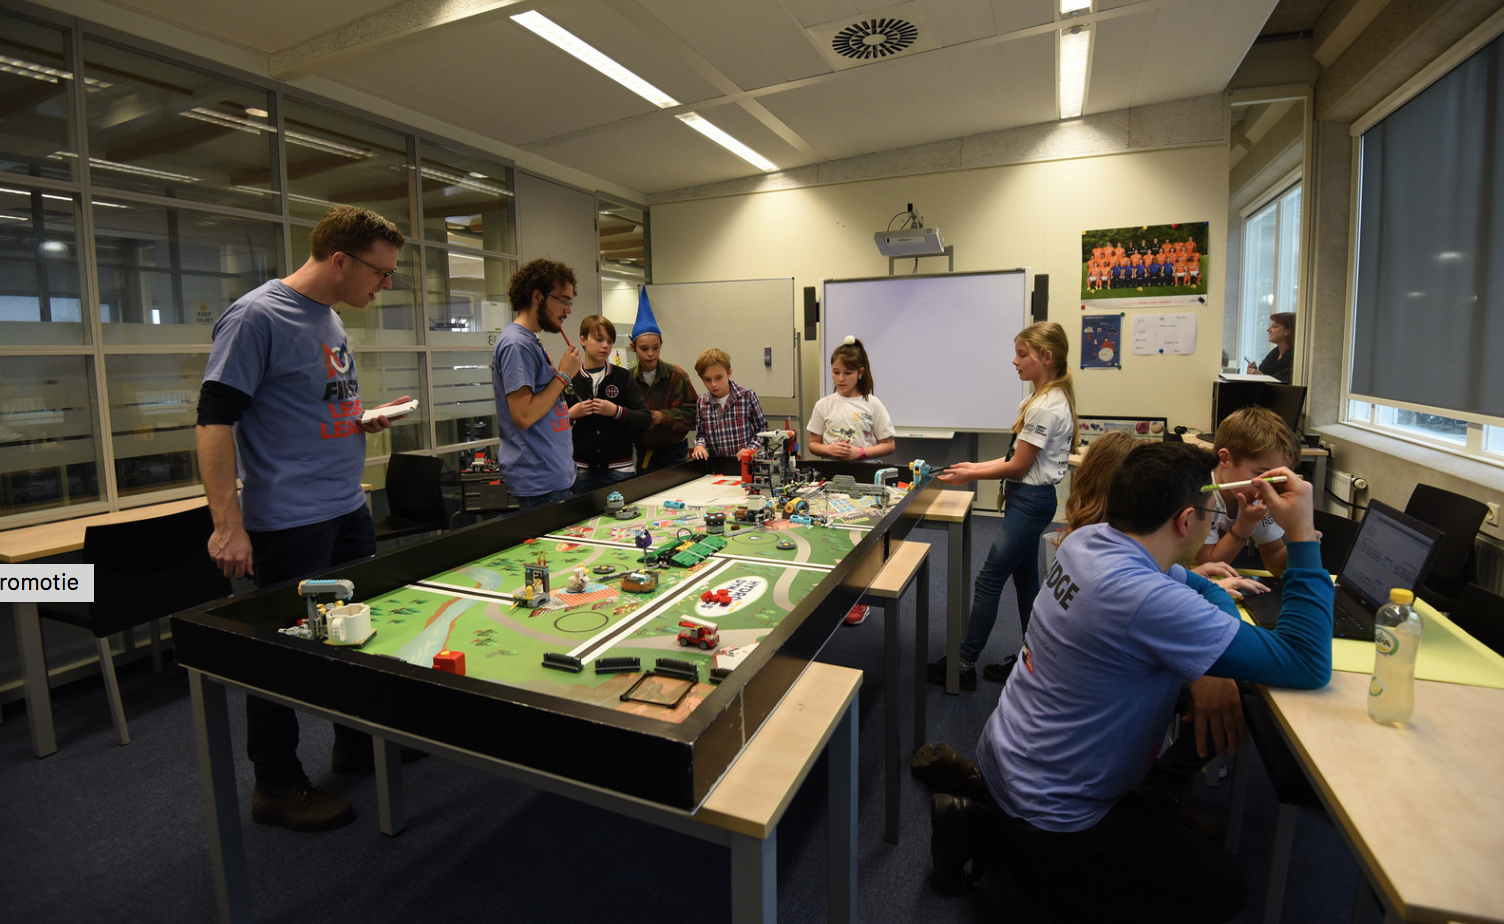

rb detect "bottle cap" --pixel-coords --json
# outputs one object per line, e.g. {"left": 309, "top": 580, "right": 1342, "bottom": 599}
{"left": 1389, "top": 588, "right": 1415, "bottom": 605}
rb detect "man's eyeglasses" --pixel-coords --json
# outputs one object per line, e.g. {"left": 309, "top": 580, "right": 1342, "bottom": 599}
{"left": 340, "top": 251, "right": 397, "bottom": 281}
{"left": 548, "top": 293, "right": 574, "bottom": 309}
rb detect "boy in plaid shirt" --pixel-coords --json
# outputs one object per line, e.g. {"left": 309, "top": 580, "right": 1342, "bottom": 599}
{"left": 689, "top": 348, "right": 768, "bottom": 459}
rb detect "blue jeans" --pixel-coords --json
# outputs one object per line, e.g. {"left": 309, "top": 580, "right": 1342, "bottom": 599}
{"left": 572, "top": 467, "right": 634, "bottom": 495}
{"left": 959, "top": 481, "right": 1058, "bottom": 664}
{"left": 514, "top": 487, "right": 574, "bottom": 512}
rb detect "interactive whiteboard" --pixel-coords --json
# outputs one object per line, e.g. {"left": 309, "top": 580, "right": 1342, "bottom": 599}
{"left": 822, "top": 271, "right": 1030, "bottom": 432}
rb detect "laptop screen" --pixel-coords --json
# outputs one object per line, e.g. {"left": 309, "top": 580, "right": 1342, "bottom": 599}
{"left": 1339, "top": 502, "right": 1439, "bottom": 610}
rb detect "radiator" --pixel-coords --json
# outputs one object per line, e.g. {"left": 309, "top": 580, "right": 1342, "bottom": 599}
{"left": 1476, "top": 535, "right": 1504, "bottom": 596}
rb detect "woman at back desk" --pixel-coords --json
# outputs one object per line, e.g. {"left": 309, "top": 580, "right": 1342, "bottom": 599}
{"left": 1247, "top": 312, "right": 1295, "bottom": 384}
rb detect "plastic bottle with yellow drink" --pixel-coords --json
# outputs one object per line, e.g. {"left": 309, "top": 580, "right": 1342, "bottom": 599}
{"left": 1368, "top": 588, "right": 1421, "bottom": 726}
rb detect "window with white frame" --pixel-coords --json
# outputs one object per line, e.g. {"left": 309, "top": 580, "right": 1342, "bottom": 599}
{"left": 1346, "top": 29, "right": 1504, "bottom": 463}
{"left": 1239, "top": 182, "right": 1301, "bottom": 371}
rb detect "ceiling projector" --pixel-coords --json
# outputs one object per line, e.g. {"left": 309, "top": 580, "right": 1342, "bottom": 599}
{"left": 874, "top": 226, "right": 945, "bottom": 256}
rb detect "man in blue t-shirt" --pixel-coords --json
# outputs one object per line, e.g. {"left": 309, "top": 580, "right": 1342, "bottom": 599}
{"left": 491, "top": 259, "right": 582, "bottom": 509}
{"left": 197, "top": 206, "right": 413, "bottom": 833}
{"left": 932, "top": 443, "right": 1333, "bottom": 923}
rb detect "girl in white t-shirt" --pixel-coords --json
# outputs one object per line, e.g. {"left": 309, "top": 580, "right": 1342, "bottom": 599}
{"left": 807, "top": 336, "right": 895, "bottom": 463}
{"left": 808, "top": 336, "right": 895, "bottom": 625}
{"left": 928, "top": 321, "right": 1078, "bottom": 689}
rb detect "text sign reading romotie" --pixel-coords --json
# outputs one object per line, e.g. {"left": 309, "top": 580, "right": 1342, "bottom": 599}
{"left": 0, "top": 565, "right": 95, "bottom": 601}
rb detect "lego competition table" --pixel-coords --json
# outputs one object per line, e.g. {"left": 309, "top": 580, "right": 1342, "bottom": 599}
{"left": 1237, "top": 593, "right": 1504, "bottom": 923}
{"left": 173, "top": 456, "right": 937, "bottom": 923}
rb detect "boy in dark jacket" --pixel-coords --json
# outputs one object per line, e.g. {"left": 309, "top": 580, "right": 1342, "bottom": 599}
{"left": 567, "top": 315, "right": 649, "bottom": 493}
{"left": 628, "top": 291, "right": 697, "bottom": 473}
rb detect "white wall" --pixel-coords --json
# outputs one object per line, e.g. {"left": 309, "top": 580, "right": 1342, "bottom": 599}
{"left": 650, "top": 145, "right": 1232, "bottom": 436}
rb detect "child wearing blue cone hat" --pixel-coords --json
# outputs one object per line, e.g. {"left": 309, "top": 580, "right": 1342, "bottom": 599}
{"left": 629, "top": 286, "right": 699, "bottom": 473}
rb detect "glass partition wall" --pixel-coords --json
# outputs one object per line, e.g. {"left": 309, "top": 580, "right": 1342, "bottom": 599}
{"left": 1223, "top": 89, "right": 1311, "bottom": 391}
{"left": 0, "top": 6, "right": 611, "bottom": 524}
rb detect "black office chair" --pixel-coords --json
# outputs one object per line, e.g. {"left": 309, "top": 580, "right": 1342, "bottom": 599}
{"left": 374, "top": 453, "right": 449, "bottom": 542}
{"left": 1312, "top": 509, "right": 1360, "bottom": 574}
{"left": 1449, "top": 583, "right": 1504, "bottom": 657}
{"left": 1404, "top": 484, "right": 1487, "bottom": 610}
{"left": 38, "top": 505, "right": 232, "bottom": 746}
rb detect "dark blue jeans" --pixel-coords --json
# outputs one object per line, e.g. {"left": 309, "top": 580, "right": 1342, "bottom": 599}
{"left": 636, "top": 441, "right": 689, "bottom": 474}
{"left": 572, "top": 467, "right": 634, "bottom": 495}
{"left": 990, "top": 791, "right": 1245, "bottom": 923}
{"left": 959, "top": 481, "right": 1058, "bottom": 664}
{"left": 514, "top": 487, "right": 574, "bottom": 512}
{"left": 245, "top": 504, "right": 376, "bottom": 791}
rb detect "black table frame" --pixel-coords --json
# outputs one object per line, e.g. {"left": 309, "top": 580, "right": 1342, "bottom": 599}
{"left": 171, "top": 459, "right": 936, "bottom": 810}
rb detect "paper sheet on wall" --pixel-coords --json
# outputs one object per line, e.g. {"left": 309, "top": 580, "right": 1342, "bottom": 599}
{"left": 1132, "top": 313, "right": 1197, "bottom": 355}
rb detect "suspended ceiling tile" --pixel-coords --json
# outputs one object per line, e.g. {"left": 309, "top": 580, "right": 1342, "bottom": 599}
{"left": 637, "top": 0, "right": 832, "bottom": 88}
{"left": 109, "top": 0, "right": 394, "bottom": 55}
{"left": 1085, "top": 10, "right": 1159, "bottom": 115}
{"left": 988, "top": 0, "right": 1057, "bottom": 36}
{"left": 527, "top": 115, "right": 789, "bottom": 192}
{"left": 997, "top": 31, "right": 1059, "bottom": 128}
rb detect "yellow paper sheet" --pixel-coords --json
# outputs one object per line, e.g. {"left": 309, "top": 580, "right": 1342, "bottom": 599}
{"left": 1238, "top": 578, "right": 1504, "bottom": 689}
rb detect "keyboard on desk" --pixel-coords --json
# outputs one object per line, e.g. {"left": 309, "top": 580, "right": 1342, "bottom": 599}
{"left": 1238, "top": 576, "right": 1374, "bottom": 641}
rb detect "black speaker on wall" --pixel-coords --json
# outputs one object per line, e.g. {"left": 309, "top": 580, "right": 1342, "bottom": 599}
{"left": 1031, "top": 274, "right": 1049, "bottom": 322}
{"left": 803, "top": 286, "right": 819, "bottom": 340}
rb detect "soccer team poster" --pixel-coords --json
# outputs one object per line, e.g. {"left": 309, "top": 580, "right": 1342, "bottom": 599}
{"left": 1080, "top": 221, "right": 1210, "bottom": 305}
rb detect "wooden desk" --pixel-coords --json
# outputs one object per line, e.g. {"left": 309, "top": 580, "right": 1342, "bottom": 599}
{"left": 4, "top": 486, "right": 375, "bottom": 757}
{"left": 0, "top": 497, "right": 208, "bottom": 564}
{"left": 190, "top": 661, "right": 863, "bottom": 924}
{"left": 2, "top": 497, "right": 207, "bottom": 758}
{"left": 1263, "top": 672, "right": 1504, "bottom": 924}
{"left": 914, "top": 489, "right": 972, "bottom": 694}
{"left": 860, "top": 539, "right": 930, "bottom": 843}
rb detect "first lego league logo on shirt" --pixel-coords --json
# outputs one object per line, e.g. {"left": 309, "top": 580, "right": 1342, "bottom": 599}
{"left": 0, "top": 565, "right": 95, "bottom": 601}
{"left": 319, "top": 340, "right": 364, "bottom": 440}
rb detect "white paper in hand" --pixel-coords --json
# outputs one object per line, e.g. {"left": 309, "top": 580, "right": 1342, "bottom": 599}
{"left": 361, "top": 398, "right": 418, "bottom": 423}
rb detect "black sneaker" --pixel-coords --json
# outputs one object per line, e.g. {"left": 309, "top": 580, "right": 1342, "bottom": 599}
{"left": 930, "top": 794, "right": 976, "bottom": 896}
{"left": 251, "top": 780, "right": 355, "bottom": 832}
{"left": 982, "top": 655, "right": 1018, "bottom": 685}
{"left": 926, "top": 657, "right": 977, "bottom": 692}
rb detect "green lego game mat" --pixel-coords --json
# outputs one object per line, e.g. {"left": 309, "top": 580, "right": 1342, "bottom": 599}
{"left": 347, "top": 474, "right": 901, "bottom": 722}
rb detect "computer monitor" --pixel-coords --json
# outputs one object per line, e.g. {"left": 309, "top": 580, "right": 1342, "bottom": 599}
{"left": 1258, "top": 384, "right": 1307, "bottom": 431}
{"left": 1211, "top": 381, "right": 1307, "bottom": 433}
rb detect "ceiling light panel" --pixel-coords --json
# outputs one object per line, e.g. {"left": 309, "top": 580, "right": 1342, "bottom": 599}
{"left": 511, "top": 10, "right": 679, "bottom": 108}
{"left": 1058, "top": 25, "right": 1091, "bottom": 119}
{"left": 675, "top": 113, "right": 778, "bottom": 172}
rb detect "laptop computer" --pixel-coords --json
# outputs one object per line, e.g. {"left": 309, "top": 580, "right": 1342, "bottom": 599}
{"left": 1239, "top": 500, "right": 1444, "bottom": 641}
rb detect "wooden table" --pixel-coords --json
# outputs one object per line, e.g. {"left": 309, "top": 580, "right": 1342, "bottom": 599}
{"left": 1, "top": 497, "right": 207, "bottom": 758}
{"left": 859, "top": 539, "right": 930, "bottom": 843}
{"left": 3, "top": 487, "right": 375, "bottom": 758}
{"left": 190, "top": 660, "right": 863, "bottom": 924}
{"left": 914, "top": 490, "right": 972, "bottom": 694}
{"left": 1262, "top": 671, "right": 1504, "bottom": 924}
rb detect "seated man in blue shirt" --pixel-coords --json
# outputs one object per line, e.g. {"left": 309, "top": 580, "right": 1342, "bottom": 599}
{"left": 933, "top": 441, "right": 1332, "bottom": 923}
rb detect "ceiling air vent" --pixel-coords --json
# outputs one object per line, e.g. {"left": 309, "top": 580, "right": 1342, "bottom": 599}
{"left": 806, "top": 2, "right": 937, "bottom": 71}
{"left": 831, "top": 18, "right": 919, "bottom": 60}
